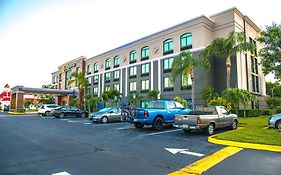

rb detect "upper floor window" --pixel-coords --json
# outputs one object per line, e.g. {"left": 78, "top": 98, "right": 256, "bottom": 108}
{"left": 163, "top": 57, "right": 174, "bottom": 72}
{"left": 163, "top": 38, "right": 174, "bottom": 55}
{"left": 129, "top": 66, "right": 137, "bottom": 78}
{"left": 180, "top": 33, "right": 192, "bottom": 51}
{"left": 93, "top": 87, "right": 98, "bottom": 96}
{"left": 87, "top": 65, "right": 92, "bottom": 74}
{"left": 76, "top": 67, "right": 81, "bottom": 73}
{"left": 113, "top": 70, "right": 120, "bottom": 80}
{"left": 249, "top": 37, "right": 257, "bottom": 56}
{"left": 104, "top": 85, "right": 110, "bottom": 92}
{"left": 105, "top": 72, "right": 110, "bottom": 82}
{"left": 141, "top": 80, "right": 149, "bottom": 92}
{"left": 163, "top": 77, "right": 174, "bottom": 91}
{"left": 105, "top": 59, "right": 111, "bottom": 70}
{"left": 113, "top": 84, "right": 120, "bottom": 91}
{"left": 88, "top": 77, "right": 92, "bottom": 85}
{"left": 141, "top": 46, "right": 149, "bottom": 61}
{"left": 130, "top": 50, "right": 137, "bottom": 64}
{"left": 141, "top": 63, "right": 150, "bottom": 76}
{"left": 181, "top": 75, "right": 192, "bottom": 90}
{"left": 114, "top": 56, "right": 120, "bottom": 67}
{"left": 94, "top": 63, "right": 98, "bottom": 73}
{"left": 251, "top": 56, "right": 258, "bottom": 74}
{"left": 129, "top": 81, "right": 137, "bottom": 92}
{"left": 93, "top": 75, "right": 99, "bottom": 84}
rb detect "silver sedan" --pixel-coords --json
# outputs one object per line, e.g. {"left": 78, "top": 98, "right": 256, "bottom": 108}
{"left": 268, "top": 113, "right": 281, "bottom": 130}
{"left": 90, "top": 108, "right": 124, "bottom": 124}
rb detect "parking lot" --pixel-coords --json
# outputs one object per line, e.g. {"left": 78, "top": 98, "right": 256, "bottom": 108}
{"left": 0, "top": 113, "right": 280, "bottom": 175}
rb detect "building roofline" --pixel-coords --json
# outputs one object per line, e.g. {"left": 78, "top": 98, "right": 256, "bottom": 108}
{"left": 87, "top": 15, "right": 214, "bottom": 60}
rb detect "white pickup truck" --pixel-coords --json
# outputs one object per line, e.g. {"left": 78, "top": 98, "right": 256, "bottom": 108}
{"left": 173, "top": 106, "right": 238, "bottom": 135}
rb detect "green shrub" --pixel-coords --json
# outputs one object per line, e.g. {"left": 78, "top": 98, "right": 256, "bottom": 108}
{"left": 247, "top": 109, "right": 264, "bottom": 117}
{"left": 262, "top": 109, "right": 277, "bottom": 115}
{"left": 266, "top": 97, "right": 281, "bottom": 109}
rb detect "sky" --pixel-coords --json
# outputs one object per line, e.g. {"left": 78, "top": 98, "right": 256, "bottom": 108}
{"left": 0, "top": 0, "right": 280, "bottom": 89}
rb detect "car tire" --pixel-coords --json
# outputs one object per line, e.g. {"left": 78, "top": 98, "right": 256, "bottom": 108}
{"left": 45, "top": 111, "right": 50, "bottom": 117}
{"left": 134, "top": 122, "right": 144, "bottom": 129}
{"left": 59, "top": 113, "right": 65, "bottom": 119}
{"left": 276, "top": 121, "right": 281, "bottom": 130}
{"left": 207, "top": 123, "right": 215, "bottom": 135}
{"left": 101, "top": 116, "right": 108, "bottom": 124}
{"left": 81, "top": 113, "right": 86, "bottom": 118}
{"left": 231, "top": 120, "right": 238, "bottom": 130}
{"left": 183, "top": 129, "right": 191, "bottom": 134}
{"left": 152, "top": 117, "right": 164, "bottom": 131}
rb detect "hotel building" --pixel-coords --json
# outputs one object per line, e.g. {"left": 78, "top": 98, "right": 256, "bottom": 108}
{"left": 51, "top": 8, "right": 267, "bottom": 109}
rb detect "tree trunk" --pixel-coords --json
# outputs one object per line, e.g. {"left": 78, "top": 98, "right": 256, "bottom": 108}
{"left": 191, "top": 71, "right": 195, "bottom": 110}
{"left": 226, "top": 56, "right": 231, "bottom": 89}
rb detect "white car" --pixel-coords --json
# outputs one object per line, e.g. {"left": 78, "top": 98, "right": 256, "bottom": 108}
{"left": 38, "top": 104, "right": 60, "bottom": 116}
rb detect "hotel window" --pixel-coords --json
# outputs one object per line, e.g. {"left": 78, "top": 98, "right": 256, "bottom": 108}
{"left": 130, "top": 50, "right": 137, "bottom": 64}
{"left": 113, "top": 84, "right": 120, "bottom": 91}
{"left": 93, "top": 87, "right": 98, "bottom": 96}
{"left": 94, "top": 63, "right": 98, "bottom": 73}
{"left": 93, "top": 75, "right": 99, "bottom": 84}
{"left": 180, "top": 33, "right": 192, "bottom": 51}
{"left": 129, "top": 81, "right": 137, "bottom": 92}
{"left": 141, "top": 46, "right": 149, "bottom": 61}
{"left": 104, "top": 72, "right": 111, "bottom": 82}
{"left": 104, "top": 85, "right": 110, "bottom": 91}
{"left": 105, "top": 59, "right": 111, "bottom": 70}
{"left": 141, "top": 63, "right": 150, "bottom": 76}
{"left": 163, "top": 38, "right": 174, "bottom": 55}
{"left": 181, "top": 75, "right": 192, "bottom": 90}
{"left": 163, "top": 77, "right": 174, "bottom": 91}
{"left": 141, "top": 80, "right": 149, "bottom": 93}
{"left": 113, "top": 70, "right": 120, "bottom": 80}
{"left": 87, "top": 65, "right": 92, "bottom": 74}
{"left": 163, "top": 57, "right": 174, "bottom": 72}
{"left": 249, "top": 37, "right": 257, "bottom": 56}
{"left": 114, "top": 56, "right": 120, "bottom": 68}
{"left": 76, "top": 67, "right": 81, "bottom": 73}
{"left": 251, "top": 56, "right": 259, "bottom": 93}
{"left": 129, "top": 66, "right": 137, "bottom": 78}
{"left": 88, "top": 77, "right": 92, "bottom": 85}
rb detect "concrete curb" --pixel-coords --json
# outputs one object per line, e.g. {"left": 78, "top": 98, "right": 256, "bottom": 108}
{"left": 7, "top": 112, "right": 38, "bottom": 115}
{"left": 208, "top": 134, "right": 281, "bottom": 153}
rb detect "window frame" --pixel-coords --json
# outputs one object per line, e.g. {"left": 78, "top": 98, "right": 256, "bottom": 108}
{"left": 114, "top": 56, "right": 120, "bottom": 68}
{"left": 130, "top": 50, "right": 137, "bottom": 64}
{"left": 105, "top": 59, "right": 111, "bottom": 70}
{"left": 141, "top": 46, "right": 149, "bottom": 61}
{"left": 180, "top": 33, "right": 192, "bottom": 51}
{"left": 163, "top": 38, "right": 174, "bottom": 55}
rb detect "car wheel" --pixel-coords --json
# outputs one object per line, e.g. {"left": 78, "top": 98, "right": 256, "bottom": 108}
{"left": 134, "top": 122, "right": 144, "bottom": 129}
{"left": 276, "top": 121, "right": 281, "bottom": 130}
{"left": 101, "top": 116, "right": 108, "bottom": 124}
{"left": 152, "top": 117, "right": 164, "bottom": 131}
{"left": 81, "top": 113, "right": 86, "bottom": 118}
{"left": 231, "top": 120, "right": 238, "bottom": 130}
{"left": 45, "top": 111, "right": 50, "bottom": 117}
{"left": 207, "top": 123, "right": 215, "bottom": 135}
{"left": 39, "top": 113, "right": 43, "bottom": 117}
{"left": 183, "top": 129, "right": 191, "bottom": 134}
{"left": 59, "top": 113, "right": 65, "bottom": 119}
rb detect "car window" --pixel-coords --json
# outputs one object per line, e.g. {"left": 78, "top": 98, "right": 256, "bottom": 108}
{"left": 175, "top": 102, "right": 184, "bottom": 108}
{"left": 62, "top": 106, "right": 70, "bottom": 111}
{"left": 166, "top": 101, "right": 176, "bottom": 109}
{"left": 112, "top": 108, "right": 118, "bottom": 113}
{"left": 47, "top": 105, "right": 59, "bottom": 108}
{"left": 147, "top": 102, "right": 165, "bottom": 109}
{"left": 71, "top": 107, "right": 79, "bottom": 111}
{"left": 99, "top": 108, "right": 111, "bottom": 112}
{"left": 220, "top": 107, "right": 228, "bottom": 115}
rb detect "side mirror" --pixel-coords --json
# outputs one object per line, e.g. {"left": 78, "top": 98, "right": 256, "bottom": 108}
{"left": 109, "top": 111, "right": 113, "bottom": 114}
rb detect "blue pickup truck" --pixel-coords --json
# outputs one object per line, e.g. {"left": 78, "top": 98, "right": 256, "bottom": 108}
{"left": 133, "top": 100, "right": 191, "bottom": 130}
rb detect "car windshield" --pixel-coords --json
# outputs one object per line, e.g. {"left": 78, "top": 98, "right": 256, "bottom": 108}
{"left": 99, "top": 108, "right": 111, "bottom": 112}
{"left": 146, "top": 102, "right": 165, "bottom": 109}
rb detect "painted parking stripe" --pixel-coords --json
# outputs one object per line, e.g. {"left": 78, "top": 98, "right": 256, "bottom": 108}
{"left": 83, "top": 122, "right": 92, "bottom": 125}
{"left": 52, "top": 171, "right": 71, "bottom": 175}
{"left": 147, "top": 129, "right": 182, "bottom": 136}
{"left": 168, "top": 146, "right": 243, "bottom": 175}
{"left": 117, "top": 126, "right": 134, "bottom": 130}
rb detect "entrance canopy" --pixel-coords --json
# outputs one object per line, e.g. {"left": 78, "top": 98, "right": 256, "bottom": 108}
{"left": 11, "top": 86, "right": 75, "bottom": 96}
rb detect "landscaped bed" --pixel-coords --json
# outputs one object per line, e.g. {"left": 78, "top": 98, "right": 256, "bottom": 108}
{"left": 214, "top": 116, "right": 281, "bottom": 146}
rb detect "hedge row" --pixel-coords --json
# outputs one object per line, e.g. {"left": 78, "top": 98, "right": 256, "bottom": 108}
{"left": 230, "top": 108, "right": 281, "bottom": 117}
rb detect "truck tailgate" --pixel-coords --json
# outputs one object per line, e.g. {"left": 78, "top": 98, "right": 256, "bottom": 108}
{"left": 174, "top": 114, "right": 199, "bottom": 125}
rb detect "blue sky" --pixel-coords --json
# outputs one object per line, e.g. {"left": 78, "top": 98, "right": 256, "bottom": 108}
{"left": 0, "top": 0, "right": 280, "bottom": 88}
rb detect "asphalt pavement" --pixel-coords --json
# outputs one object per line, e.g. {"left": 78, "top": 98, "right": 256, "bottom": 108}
{"left": 0, "top": 113, "right": 280, "bottom": 175}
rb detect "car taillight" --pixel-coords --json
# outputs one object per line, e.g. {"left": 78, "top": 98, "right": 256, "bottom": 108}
{"left": 144, "top": 111, "right": 149, "bottom": 117}
{"left": 51, "top": 109, "right": 58, "bottom": 113}
{"left": 197, "top": 116, "right": 201, "bottom": 124}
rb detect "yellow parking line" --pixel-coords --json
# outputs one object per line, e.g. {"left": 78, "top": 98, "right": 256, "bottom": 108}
{"left": 168, "top": 146, "right": 243, "bottom": 175}
{"left": 208, "top": 135, "right": 281, "bottom": 152}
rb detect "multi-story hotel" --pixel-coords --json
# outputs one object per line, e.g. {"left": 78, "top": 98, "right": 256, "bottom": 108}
{"left": 51, "top": 7, "right": 267, "bottom": 109}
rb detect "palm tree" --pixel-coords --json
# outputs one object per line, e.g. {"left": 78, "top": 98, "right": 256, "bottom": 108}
{"left": 100, "top": 88, "right": 121, "bottom": 107}
{"left": 171, "top": 51, "right": 209, "bottom": 110}
{"left": 201, "top": 86, "right": 219, "bottom": 105}
{"left": 240, "top": 89, "right": 256, "bottom": 117}
{"left": 146, "top": 89, "right": 160, "bottom": 101}
{"left": 68, "top": 71, "right": 89, "bottom": 109}
{"left": 200, "top": 31, "right": 255, "bottom": 89}
{"left": 222, "top": 88, "right": 241, "bottom": 115}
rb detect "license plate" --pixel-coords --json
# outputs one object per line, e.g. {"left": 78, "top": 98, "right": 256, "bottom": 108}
{"left": 182, "top": 124, "right": 189, "bottom": 128}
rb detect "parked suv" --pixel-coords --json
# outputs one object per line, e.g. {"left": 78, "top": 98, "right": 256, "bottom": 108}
{"left": 38, "top": 104, "right": 60, "bottom": 116}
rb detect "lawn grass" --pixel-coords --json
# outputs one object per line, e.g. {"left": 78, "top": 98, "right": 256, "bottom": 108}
{"left": 214, "top": 116, "right": 281, "bottom": 146}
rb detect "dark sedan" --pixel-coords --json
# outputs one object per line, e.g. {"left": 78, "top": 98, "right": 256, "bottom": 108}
{"left": 51, "top": 106, "right": 88, "bottom": 118}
